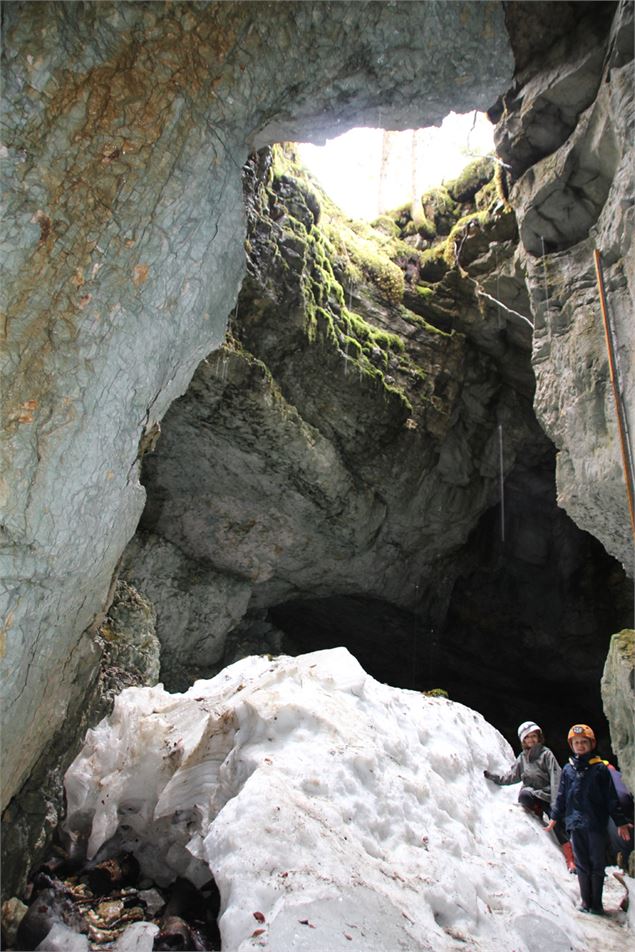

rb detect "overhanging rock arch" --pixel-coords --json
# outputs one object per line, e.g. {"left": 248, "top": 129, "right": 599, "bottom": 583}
{"left": 1, "top": 1, "right": 513, "bottom": 817}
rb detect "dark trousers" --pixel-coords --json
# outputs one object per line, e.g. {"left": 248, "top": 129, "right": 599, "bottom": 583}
{"left": 518, "top": 789, "right": 568, "bottom": 845}
{"left": 607, "top": 817, "right": 634, "bottom": 868}
{"left": 570, "top": 829, "right": 607, "bottom": 911}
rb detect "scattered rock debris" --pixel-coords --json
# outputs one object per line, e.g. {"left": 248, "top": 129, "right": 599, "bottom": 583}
{"left": 1, "top": 850, "right": 221, "bottom": 951}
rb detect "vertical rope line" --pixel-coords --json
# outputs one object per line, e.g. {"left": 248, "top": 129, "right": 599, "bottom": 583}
{"left": 495, "top": 246, "right": 502, "bottom": 330}
{"left": 498, "top": 424, "right": 505, "bottom": 542}
{"left": 412, "top": 582, "right": 419, "bottom": 691}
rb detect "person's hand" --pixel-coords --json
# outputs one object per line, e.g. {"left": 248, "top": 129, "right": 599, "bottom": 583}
{"left": 617, "top": 823, "right": 633, "bottom": 841}
{"left": 544, "top": 819, "right": 556, "bottom": 833}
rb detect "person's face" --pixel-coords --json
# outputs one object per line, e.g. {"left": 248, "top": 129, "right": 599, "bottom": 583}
{"left": 523, "top": 731, "right": 540, "bottom": 748}
{"left": 571, "top": 736, "right": 593, "bottom": 754}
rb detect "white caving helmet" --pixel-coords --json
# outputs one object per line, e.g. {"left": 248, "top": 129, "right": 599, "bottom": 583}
{"left": 517, "top": 721, "right": 541, "bottom": 743}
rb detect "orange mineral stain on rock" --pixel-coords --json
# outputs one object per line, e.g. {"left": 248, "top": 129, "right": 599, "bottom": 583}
{"left": 0, "top": 611, "right": 13, "bottom": 660}
{"left": 14, "top": 399, "right": 38, "bottom": 424}
{"left": 133, "top": 264, "right": 149, "bottom": 286}
{"left": 32, "top": 209, "right": 52, "bottom": 243}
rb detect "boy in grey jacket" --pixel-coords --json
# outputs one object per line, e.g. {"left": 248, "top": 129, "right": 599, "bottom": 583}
{"left": 484, "top": 720, "right": 575, "bottom": 872}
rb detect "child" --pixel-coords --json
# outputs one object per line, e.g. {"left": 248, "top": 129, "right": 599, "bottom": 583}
{"left": 545, "top": 723, "right": 632, "bottom": 915}
{"left": 484, "top": 720, "right": 575, "bottom": 871}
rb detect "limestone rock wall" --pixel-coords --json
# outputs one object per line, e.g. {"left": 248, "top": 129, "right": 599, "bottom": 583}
{"left": 0, "top": 580, "right": 160, "bottom": 897}
{"left": 602, "top": 629, "right": 635, "bottom": 797}
{"left": 125, "top": 147, "right": 546, "bottom": 689}
{"left": 496, "top": 0, "right": 635, "bottom": 572}
{"left": 0, "top": 0, "right": 513, "bottom": 816}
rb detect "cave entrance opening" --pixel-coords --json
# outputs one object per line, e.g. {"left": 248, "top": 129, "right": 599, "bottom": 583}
{"left": 296, "top": 111, "right": 495, "bottom": 221}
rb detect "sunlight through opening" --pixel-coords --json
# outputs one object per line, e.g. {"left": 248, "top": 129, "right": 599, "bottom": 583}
{"left": 297, "top": 111, "right": 495, "bottom": 221}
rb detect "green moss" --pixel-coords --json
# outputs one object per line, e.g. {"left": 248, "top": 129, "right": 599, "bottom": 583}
{"left": 447, "top": 156, "right": 495, "bottom": 203}
{"left": 415, "top": 284, "right": 435, "bottom": 300}
{"left": 418, "top": 216, "right": 437, "bottom": 240}
{"left": 340, "top": 334, "right": 363, "bottom": 359}
{"left": 322, "top": 218, "right": 406, "bottom": 306}
{"left": 474, "top": 177, "right": 497, "bottom": 211}
{"left": 419, "top": 185, "right": 459, "bottom": 236}
{"left": 264, "top": 144, "right": 445, "bottom": 412}
{"left": 443, "top": 209, "right": 490, "bottom": 267}
{"left": 341, "top": 308, "right": 405, "bottom": 358}
{"left": 370, "top": 215, "right": 400, "bottom": 238}
{"left": 398, "top": 357, "right": 427, "bottom": 382}
{"left": 612, "top": 628, "right": 635, "bottom": 664}
{"left": 418, "top": 243, "right": 450, "bottom": 281}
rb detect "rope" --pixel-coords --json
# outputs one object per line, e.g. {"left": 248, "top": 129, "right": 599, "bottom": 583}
{"left": 498, "top": 424, "right": 505, "bottom": 542}
{"left": 474, "top": 287, "right": 534, "bottom": 329}
{"left": 593, "top": 249, "right": 635, "bottom": 541}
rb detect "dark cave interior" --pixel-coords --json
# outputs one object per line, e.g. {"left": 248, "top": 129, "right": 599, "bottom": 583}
{"left": 269, "top": 450, "right": 633, "bottom": 765}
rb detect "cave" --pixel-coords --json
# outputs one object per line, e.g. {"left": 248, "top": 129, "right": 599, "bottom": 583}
{"left": 268, "top": 448, "right": 632, "bottom": 764}
{"left": 2, "top": 0, "right": 634, "bottom": 913}
{"left": 125, "top": 139, "right": 632, "bottom": 768}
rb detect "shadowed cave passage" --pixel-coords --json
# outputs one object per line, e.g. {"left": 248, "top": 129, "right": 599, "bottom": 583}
{"left": 269, "top": 456, "right": 632, "bottom": 765}
{"left": 271, "top": 591, "right": 613, "bottom": 765}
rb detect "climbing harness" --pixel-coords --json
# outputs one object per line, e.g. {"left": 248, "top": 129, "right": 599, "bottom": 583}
{"left": 593, "top": 249, "right": 635, "bottom": 541}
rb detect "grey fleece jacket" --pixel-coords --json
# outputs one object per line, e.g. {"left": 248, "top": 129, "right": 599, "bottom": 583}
{"left": 488, "top": 744, "right": 562, "bottom": 809}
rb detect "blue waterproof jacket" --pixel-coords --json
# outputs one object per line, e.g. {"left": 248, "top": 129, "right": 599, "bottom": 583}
{"left": 552, "top": 751, "right": 629, "bottom": 834}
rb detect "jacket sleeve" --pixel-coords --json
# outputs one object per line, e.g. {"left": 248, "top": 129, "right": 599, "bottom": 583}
{"left": 488, "top": 755, "right": 522, "bottom": 786}
{"left": 603, "top": 766, "right": 630, "bottom": 827}
{"left": 551, "top": 768, "right": 568, "bottom": 823}
{"left": 545, "top": 749, "right": 562, "bottom": 809}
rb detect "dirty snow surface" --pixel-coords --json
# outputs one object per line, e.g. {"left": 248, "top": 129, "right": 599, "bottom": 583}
{"left": 64, "top": 648, "right": 632, "bottom": 951}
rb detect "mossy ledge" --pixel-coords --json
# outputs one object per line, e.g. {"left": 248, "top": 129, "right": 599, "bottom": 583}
{"left": 238, "top": 143, "right": 519, "bottom": 434}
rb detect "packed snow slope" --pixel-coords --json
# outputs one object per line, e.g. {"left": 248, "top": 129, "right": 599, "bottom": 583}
{"left": 64, "top": 649, "right": 631, "bottom": 951}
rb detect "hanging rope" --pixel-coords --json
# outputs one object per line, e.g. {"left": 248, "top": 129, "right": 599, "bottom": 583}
{"left": 498, "top": 424, "right": 505, "bottom": 543}
{"left": 474, "top": 286, "right": 534, "bottom": 330}
{"left": 593, "top": 249, "right": 635, "bottom": 541}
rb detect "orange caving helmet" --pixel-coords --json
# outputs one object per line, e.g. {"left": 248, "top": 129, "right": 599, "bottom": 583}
{"left": 568, "top": 724, "right": 596, "bottom": 746}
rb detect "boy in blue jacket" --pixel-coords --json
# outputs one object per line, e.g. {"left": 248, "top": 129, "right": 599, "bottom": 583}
{"left": 546, "top": 723, "right": 632, "bottom": 915}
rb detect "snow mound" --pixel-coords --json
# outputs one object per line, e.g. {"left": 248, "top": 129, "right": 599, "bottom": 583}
{"left": 63, "top": 648, "right": 630, "bottom": 951}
